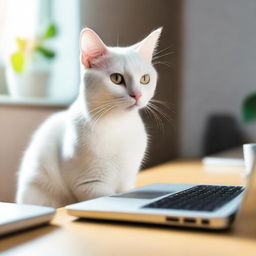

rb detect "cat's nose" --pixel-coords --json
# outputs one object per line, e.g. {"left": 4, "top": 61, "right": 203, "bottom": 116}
{"left": 129, "top": 91, "right": 142, "bottom": 101}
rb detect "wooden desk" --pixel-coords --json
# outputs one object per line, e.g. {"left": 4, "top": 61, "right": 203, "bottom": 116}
{"left": 1, "top": 160, "right": 256, "bottom": 256}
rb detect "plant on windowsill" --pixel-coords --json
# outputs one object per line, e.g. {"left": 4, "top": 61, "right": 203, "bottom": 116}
{"left": 0, "top": 58, "right": 8, "bottom": 95}
{"left": 6, "top": 24, "right": 57, "bottom": 99}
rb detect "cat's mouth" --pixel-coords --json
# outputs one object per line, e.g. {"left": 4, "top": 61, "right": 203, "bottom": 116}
{"left": 125, "top": 98, "right": 137, "bottom": 109}
{"left": 127, "top": 100, "right": 145, "bottom": 110}
{"left": 125, "top": 97, "right": 146, "bottom": 110}
{"left": 127, "top": 103, "right": 137, "bottom": 110}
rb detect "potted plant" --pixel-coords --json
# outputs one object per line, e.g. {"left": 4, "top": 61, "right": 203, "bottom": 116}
{"left": 0, "top": 60, "right": 7, "bottom": 95}
{"left": 6, "top": 24, "right": 57, "bottom": 99}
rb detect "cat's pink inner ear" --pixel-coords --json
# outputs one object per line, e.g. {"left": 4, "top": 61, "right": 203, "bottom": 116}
{"left": 137, "top": 28, "right": 162, "bottom": 62}
{"left": 80, "top": 28, "right": 108, "bottom": 68}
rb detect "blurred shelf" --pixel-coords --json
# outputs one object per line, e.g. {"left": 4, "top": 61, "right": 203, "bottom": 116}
{"left": 0, "top": 95, "right": 72, "bottom": 108}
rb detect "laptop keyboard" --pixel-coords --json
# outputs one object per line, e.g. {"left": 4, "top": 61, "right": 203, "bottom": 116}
{"left": 142, "top": 185, "right": 244, "bottom": 212}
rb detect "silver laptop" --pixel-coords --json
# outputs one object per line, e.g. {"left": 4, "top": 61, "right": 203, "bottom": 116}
{"left": 0, "top": 203, "right": 55, "bottom": 236}
{"left": 65, "top": 144, "right": 256, "bottom": 230}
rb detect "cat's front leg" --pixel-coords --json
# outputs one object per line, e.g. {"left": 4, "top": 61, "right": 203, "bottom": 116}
{"left": 72, "top": 180, "right": 115, "bottom": 202}
{"left": 16, "top": 183, "right": 61, "bottom": 207}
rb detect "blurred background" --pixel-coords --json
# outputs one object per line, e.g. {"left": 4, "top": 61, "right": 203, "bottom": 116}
{"left": 0, "top": 0, "right": 256, "bottom": 202}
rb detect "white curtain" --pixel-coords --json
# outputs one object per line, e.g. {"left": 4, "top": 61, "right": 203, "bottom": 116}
{"left": 0, "top": 0, "right": 39, "bottom": 62}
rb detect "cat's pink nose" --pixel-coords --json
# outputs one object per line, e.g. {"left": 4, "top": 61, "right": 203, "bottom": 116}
{"left": 129, "top": 91, "right": 142, "bottom": 101}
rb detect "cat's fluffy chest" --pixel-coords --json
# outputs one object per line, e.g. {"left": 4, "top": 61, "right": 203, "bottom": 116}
{"left": 75, "top": 112, "right": 147, "bottom": 161}
{"left": 91, "top": 114, "right": 145, "bottom": 152}
{"left": 63, "top": 111, "right": 147, "bottom": 192}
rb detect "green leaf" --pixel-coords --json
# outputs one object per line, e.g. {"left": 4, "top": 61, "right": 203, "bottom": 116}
{"left": 35, "top": 46, "right": 55, "bottom": 58}
{"left": 242, "top": 93, "right": 256, "bottom": 122}
{"left": 42, "top": 24, "right": 57, "bottom": 39}
{"left": 11, "top": 52, "right": 25, "bottom": 73}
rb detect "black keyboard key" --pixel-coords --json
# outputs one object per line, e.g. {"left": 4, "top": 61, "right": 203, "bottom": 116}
{"left": 142, "top": 185, "right": 244, "bottom": 212}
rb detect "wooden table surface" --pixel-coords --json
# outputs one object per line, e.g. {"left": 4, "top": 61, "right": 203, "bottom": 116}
{"left": 1, "top": 160, "right": 256, "bottom": 256}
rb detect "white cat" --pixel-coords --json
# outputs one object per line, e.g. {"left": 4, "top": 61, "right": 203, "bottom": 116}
{"left": 16, "top": 27, "right": 162, "bottom": 207}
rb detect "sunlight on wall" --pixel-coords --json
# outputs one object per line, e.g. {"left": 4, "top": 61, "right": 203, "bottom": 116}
{"left": 0, "top": 0, "right": 39, "bottom": 58}
{"left": 50, "top": 0, "right": 80, "bottom": 102}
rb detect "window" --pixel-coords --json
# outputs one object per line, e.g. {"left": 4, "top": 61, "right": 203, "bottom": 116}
{"left": 0, "top": 0, "right": 80, "bottom": 104}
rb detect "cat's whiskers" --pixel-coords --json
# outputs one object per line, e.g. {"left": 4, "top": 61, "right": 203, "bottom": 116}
{"left": 88, "top": 98, "right": 125, "bottom": 118}
{"left": 88, "top": 98, "right": 127, "bottom": 131}
{"left": 152, "top": 47, "right": 175, "bottom": 69}
{"left": 91, "top": 97, "right": 126, "bottom": 106}
{"left": 91, "top": 105, "right": 116, "bottom": 131}
{"left": 149, "top": 100, "right": 176, "bottom": 125}
{"left": 148, "top": 103, "right": 170, "bottom": 122}
{"left": 143, "top": 98, "right": 176, "bottom": 132}
{"left": 153, "top": 46, "right": 172, "bottom": 56}
{"left": 91, "top": 108, "right": 110, "bottom": 131}
{"left": 152, "top": 51, "right": 173, "bottom": 61}
{"left": 143, "top": 106, "right": 152, "bottom": 120}
{"left": 144, "top": 104, "right": 164, "bottom": 132}
{"left": 88, "top": 106, "right": 112, "bottom": 124}
{"left": 149, "top": 101, "right": 176, "bottom": 130}
{"left": 89, "top": 103, "right": 115, "bottom": 117}
{"left": 150, "top": 100, "right": 175, "bottom": 115}
{"left": 143, "top": 106, "right": 163, "bottom": 131}
{"left": 150, "top": 99, "right": 175, "bottom": 113}
{"left": 152, "top": 61, "right": 173, "bottom": 69}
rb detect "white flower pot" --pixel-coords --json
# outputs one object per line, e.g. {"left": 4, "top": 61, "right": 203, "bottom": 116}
{"left": 0, "top": 66, "right": 8, "bottom": 94}
{"left": 6, "top": 68, "right": 50, "bottom": 99}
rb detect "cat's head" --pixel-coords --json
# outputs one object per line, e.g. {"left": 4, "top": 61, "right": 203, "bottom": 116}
{"left": 79, "top": 28, "right": 162, "bottom": 115}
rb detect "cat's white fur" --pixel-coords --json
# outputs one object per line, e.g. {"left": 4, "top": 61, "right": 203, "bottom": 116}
{"left": 16, "top": 28, "right": 162, "bottom": 207}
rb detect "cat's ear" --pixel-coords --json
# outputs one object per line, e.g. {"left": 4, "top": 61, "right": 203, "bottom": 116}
{"left": 80, "top": 28, "right": 108, "bottom": 68}
{"left": 136, "top": 27, "right": 162, "bottom": 62}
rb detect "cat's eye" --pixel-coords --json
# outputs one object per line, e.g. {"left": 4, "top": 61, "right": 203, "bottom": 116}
{"left": 110, "top": 73, "right": 125, "bottom": 85}
{"left": 140, "top": 74, "right": 150, "bottom": 85}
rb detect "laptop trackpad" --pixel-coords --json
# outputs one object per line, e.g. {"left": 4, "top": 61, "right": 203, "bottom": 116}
{"left": 111, "top": 191, "right": 173, "bottom": 199}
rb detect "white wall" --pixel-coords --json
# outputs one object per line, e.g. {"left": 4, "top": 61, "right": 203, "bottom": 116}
{"left": 180, "top": 0, "right": 256, "bottom": 157}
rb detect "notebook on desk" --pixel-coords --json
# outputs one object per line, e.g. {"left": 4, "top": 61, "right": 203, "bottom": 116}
{"left": 0, "top": 202, "right": 55, "bottom": 236}
{"left": 202, "top": 146, "right": 244, "bottom": 166}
